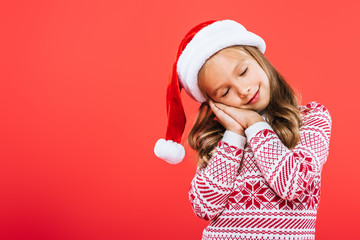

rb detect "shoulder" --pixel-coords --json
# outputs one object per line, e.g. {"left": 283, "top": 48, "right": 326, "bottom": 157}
{"left": 299, "top": 100, "right": 332, "bottom": 124}
{"left": 299, "top": 101, "right": 329, "bottom": 113}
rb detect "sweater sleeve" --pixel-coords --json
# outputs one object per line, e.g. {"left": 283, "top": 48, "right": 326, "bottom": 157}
{"left": 188, "top": 130, "right": 246, "bottom": 221}
{"left": 244, "top": 101, "right": 332, "bottom": 201}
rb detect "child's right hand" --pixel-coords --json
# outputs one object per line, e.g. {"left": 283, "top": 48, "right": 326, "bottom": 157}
{"left": 208, "top": 99, "right": 245, "bottom": 136}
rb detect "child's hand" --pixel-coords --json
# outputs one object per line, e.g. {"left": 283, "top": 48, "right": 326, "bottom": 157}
{"left": 208, "top": 99, "right": 245, "bottom": 136}
{"left": 209, "top": 99, "right": 264, "bottom": 133}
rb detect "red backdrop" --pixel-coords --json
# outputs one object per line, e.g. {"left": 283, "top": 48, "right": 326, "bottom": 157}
{"left": 0, "top": 0, "right": 359, "bottom": 239}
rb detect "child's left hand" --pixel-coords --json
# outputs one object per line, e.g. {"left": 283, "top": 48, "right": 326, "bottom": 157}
{"left": 212, "top": 100, "right": 265, "bottom": 129}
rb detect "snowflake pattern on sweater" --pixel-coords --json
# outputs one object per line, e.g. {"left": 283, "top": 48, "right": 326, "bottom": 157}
{"left": 188, "top": 101, "right": 332, "bottom": 240}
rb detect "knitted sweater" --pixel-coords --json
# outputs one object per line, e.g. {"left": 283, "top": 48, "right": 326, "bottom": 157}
{"left": 188, "top": 101, "right": 332, "bottom": 240}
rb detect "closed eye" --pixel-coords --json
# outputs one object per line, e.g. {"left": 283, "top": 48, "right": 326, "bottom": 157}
{"left": 240, "top": 67, "right": 248, "bottom": 76}
{"left": 221, "top": 67, "right": 248, "bottom": 97}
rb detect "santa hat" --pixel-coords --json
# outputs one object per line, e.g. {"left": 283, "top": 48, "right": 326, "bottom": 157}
{"left": 154, "top": 19, "right": 266, "bottom": 164}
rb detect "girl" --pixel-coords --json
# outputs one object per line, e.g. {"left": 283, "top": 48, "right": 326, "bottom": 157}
{"left": 154, "top": 19, "right": 332, "bottom": 240}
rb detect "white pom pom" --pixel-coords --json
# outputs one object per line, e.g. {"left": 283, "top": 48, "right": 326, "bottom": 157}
{"left": 154, "top": 138, "right": 185, "bottom": 164}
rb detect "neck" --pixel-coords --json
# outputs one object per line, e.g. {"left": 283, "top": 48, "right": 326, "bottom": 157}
{"left": 257, "top": 109, "right": 266, "bottom": 116}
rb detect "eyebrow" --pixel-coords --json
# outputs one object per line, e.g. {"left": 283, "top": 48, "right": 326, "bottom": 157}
{"left": 212, "top": 60, "right": 245, "bottom": 96}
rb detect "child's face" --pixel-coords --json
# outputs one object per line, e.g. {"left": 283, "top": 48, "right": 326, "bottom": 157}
{"left": 198, "top": 47, "right": 270, "bottom": 114}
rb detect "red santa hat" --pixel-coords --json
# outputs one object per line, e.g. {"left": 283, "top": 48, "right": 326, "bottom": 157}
{"left": 154, "top": 19, "right": 266, "bottom": 164}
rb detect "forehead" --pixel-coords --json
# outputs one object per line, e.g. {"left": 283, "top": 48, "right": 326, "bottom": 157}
{"left": 201, "top": 47, "right": 250, "bottom": 75}
{"left": 212, "top": 47, "right": 249, "bottom": 60}
{"left": 201, "top": 48, "right": 250, "bottom": 74}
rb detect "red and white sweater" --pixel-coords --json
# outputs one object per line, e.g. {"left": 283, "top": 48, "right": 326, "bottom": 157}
{"left": 188, "top": 101, "right": 332, "bottom": 240}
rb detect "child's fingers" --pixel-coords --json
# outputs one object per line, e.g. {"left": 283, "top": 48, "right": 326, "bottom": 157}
{"left": 209, "top": 100, "right": 223, "bottom": 116}
{"left": 212, "top": 101, "right": 251, "bottom": 129}
{"left": 210, "top": 100, "right": 228, "bottom": 115}
{"left": 209, "top": 100, "right": 242, "bottom": 129}
{"left": 209, "top": 100, "right": 224, "bottom": 117}
{"left": 213, "top": 102, "right": 231, "bottom": 114}
{"left": 211, "top": 100, "right": 232, "bottom": 117}
{"left": 214, "top": 102, "right": 244, "bottom": 122}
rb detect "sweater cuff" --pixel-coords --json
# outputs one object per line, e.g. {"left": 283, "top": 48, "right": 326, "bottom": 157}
{"left": 221, "top": 130, "right": 247, "bottom": 149}
{"left": 245, "top": 121, "right": 274, "bottom": 143}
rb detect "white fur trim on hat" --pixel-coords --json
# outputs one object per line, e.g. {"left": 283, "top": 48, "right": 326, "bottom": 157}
{"left": 154, "top": 138, "right": 185, "bottom": 164}
{"left": 177, "top": 19, "right": 266, "bottom": 103}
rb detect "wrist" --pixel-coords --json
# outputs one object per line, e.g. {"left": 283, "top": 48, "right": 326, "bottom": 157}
{"left": 228, "top": 128, "right": 245, "bottom": 136}
{"left": 246, "top": 115, "right": 265, "bottom": 129}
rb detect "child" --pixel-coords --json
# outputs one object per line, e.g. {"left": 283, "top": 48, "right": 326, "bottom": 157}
{"left": 154, "top": 19, "right": 332, "bottom": 240}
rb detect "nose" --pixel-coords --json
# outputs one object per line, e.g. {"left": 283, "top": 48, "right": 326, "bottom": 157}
{"left": 235, "top": 81, "right": 251, "bottom": 97}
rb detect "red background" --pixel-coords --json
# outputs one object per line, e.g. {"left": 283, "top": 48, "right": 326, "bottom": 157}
{"left": 0, "top": 0, "right": 359, "bottom": 239}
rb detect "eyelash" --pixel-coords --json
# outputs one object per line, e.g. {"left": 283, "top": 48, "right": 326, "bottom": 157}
{"left": 222, "top": 67, "right": 248, "bottom": 97}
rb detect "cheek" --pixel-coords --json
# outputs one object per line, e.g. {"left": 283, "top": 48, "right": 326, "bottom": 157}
{"left": 262, "top": 78, "right": 270, "bottom": 88}
{"left": 251, "top": 70, "right": 265, "bottom": 85}
{"left": 259, "top": 72, "right": 270, "bottom": 87}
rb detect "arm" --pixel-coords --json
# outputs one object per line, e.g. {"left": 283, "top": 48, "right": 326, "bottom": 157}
{"left": 244, "top": 101, "right": 332, "bottom": 200}
{"left": 188, "top": 130, "right": 246, "bottom": 221}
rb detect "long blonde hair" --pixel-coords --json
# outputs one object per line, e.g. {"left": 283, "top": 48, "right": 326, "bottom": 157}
{"left": 187, "top": 45, "right": 303, "bottom": 170}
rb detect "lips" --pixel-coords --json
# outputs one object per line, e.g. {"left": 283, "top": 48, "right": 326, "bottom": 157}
{"left": 247, "top": 88, "right": 260, "bottom": 104}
